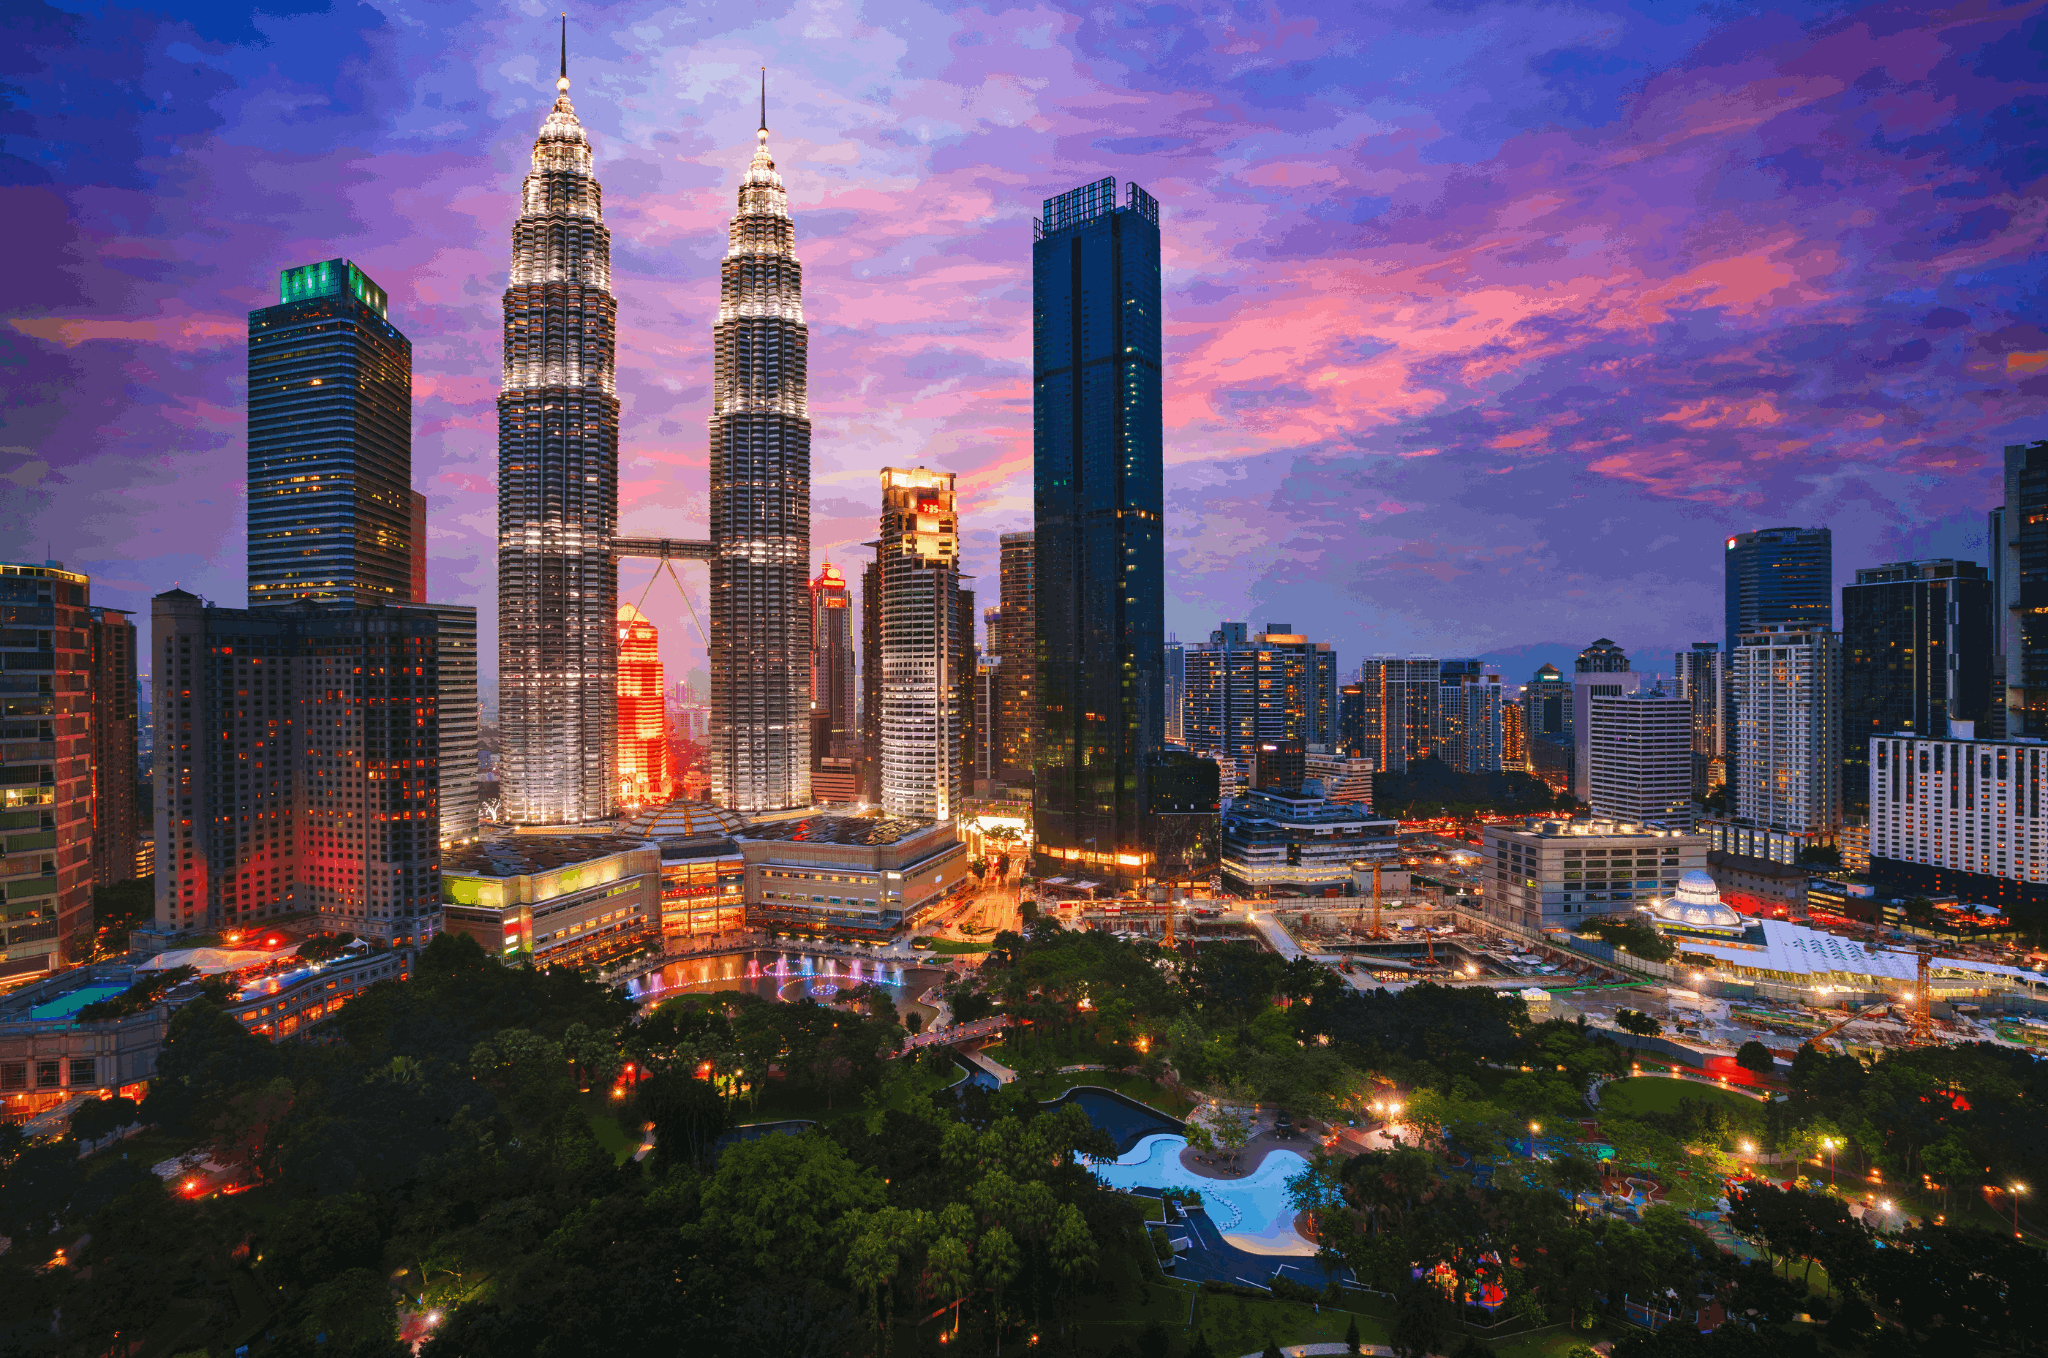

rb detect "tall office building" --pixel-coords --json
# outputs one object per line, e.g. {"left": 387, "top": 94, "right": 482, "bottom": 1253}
{"left": 1988, "top": 503, "right": 2009, "bottom": 738}
{"left": 1355, "top": 656, "right": 1440, "bottom": 773}
{"left": 1571, "top": 662, "right": 1641, "bottom": 805}
{"left": 408, "top": 490, "right": 428, "bottom": 601}
{"left": 1163, "top": 638, "right": 1185, "bottom": 746}
{"left": 1032, "top": 177, "right": 1164, "bottom": 883}
{"left": 2001, "top": 442, "right": 2048, "bottom": 736}
{"left": 0, "top": 563, "right": 93, "bottom": 981}
{"left": 87, "top": 607, "right": 140, "bottom": 887}
{"left": 1181, "top": 622, "right": 1337, "bottom": 761}
{"left": 1673, "top": 642, "right": 1726, "bottom": 800}
{"left": 810, "top": 563, "right": 857, "bottom": 760}
{"left": 616, "top": 604, "right": 674, "bottom": 811}
{"left": 151, "top": 591, "right": 441, "bottom": 947}
{"left": 1501, "top": 699, "right": 1527, "bottom": 772}
{"left": 246, "top": 260, "right": 414, "bottom": 610}
{"left": 497, "top": 47, "right": 620, "bottom": 825}
{"left": 1524, "top": 663, "right": 1569, "bottom": 736}
{"left": 1842, "top": 559, "right": 1992, "bottom": 812}
{"left": 1725, "top": 527, "right": 1834, "bottom": 655}
{"left": 1728, "top": 626, "right": 1842, "bottom": 858}
{"left": 859, "top": 547, "right": 882, "bottom": 804}
{"left": 1338, "top": 682, "right": 1367, "bottom": 757}
{"left": 1581, "top": 688, "right": 1693, "bottom": 825}
{"left": 707, "top": 89, "right": 813, "bottom": 814}
{"left": 995, "top": 531, "right": 1036, "bottom": 785}
{"left": 878, "top": 468, "right": 971, "bottom": 820}
{"left": 427, "top": 604, "right": 480, "bottom": 847}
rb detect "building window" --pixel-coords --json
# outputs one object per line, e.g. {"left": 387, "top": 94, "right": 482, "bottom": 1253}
{"left": 35, "top": 1061, "right": 60, "bottom": 1089}
{"left": 69, "top": 1058, "right": 96, "bottom": 1087}
{"left": 0, "top": 1062, "right": 24, "bottom": 1091}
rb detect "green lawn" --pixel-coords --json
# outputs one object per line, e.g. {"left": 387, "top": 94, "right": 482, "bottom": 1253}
{"left": 1598, "top": 1076, "right": 1764, "bottom": 1121}
{"left": 580, "top": 1094, "right": 638, "bottom": 1164}
{"left": 912, "top": 936, "right": 991, "bottom": 954}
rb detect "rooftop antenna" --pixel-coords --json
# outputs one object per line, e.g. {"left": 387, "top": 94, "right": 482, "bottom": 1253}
{"left": 759, "top": 66, "right": 767, "bottom": 133}
{"left": 558, "top": 14, "right": 569, "bottom": 93}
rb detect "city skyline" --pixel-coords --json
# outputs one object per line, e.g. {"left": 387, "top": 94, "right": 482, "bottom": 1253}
{"left": 6, "top": 1, "right": 2045, "bottom": 696}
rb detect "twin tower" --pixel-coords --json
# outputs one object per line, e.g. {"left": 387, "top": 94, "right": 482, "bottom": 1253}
{"left": 497, "top": 49, "right": 810, "bottom": 823}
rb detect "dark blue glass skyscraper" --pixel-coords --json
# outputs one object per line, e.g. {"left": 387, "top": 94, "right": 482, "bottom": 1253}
{"left": 1724, "top": 526, "right": 1833, "bottom": 655}
{"left": 1031, "top": 178, "right": 1163, "bottom": 886}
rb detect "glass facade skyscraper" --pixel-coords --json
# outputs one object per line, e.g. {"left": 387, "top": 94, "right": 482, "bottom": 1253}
{"left": 708, "top": 100, "right": 811, "bottom": 813}
{"left": 1031, "top": 177, "right": 1163, "bottom": 884}
{"left": 496, "top": 56, "right": 620, "bottom": 825}
{"left": 1842, "top": 559, "right": 1991, "bottom": 810}
{"left": 1724, "top": 526, "right": 1833, "bottom": 655}
{"left": 247, "top": 259, "right": 414, "bottom": 609}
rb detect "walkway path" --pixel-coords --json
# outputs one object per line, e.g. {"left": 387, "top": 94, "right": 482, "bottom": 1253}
{"left": 1232, "top": 1344, "right": 1393, "bottom": 1357}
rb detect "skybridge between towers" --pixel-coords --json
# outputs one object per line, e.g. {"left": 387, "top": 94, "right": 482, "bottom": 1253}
{"left": 610, "top": 537, "right": 718, "bottom": 562}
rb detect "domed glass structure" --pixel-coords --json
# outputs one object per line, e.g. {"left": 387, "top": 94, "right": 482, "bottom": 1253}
{"left": 617, "top": 798, "right": 748, "bottom": 842}
{"left": 1642, "top": 869, "right": 1747, "bottom": 933}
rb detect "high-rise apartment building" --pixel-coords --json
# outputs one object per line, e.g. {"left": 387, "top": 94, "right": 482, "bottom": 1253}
{"left": 408, "top": 490, "right": 428, "bottom": 601}
{"left": 616, "top": 604, "right": 674, "bottom": 811}
{"left": 994, "top": 531, "right": 1036, "bottom": 785}
{"left": 809, "top": 563, "right": 857, "bottom": 759}
{"left": 1725, "top": 527, "right": 1834, "bottom": 655}
{"left": 1842, "top": 559, "right": 1991, "bottom": 813}
{"left": 878, "top": 468, "right": 971, "bottom": 820}
{"left": 1728, "top": 625, "right": 1842, "bottom": 859}
{"left": 1032, "top": 177, "right": 1164, "bottom": 883}
{"left": 1868, "top": 730, "right": 2047, "bottom": 912}
{"left": 1354, "top": 656, "right": 1440, "bottom": 773}
{"left": 497, "top": 53, "right": 620, "bottom": 825}
{"left": 1673, "top": 642, "right": 1726, "bottom": 800}
{"left": 1439, "top": 668, "right": 1505, "bottom": 774}
{"left": 1181, "top": 622, "right": 1337, "bottom": 761}
{"left": 1338, "top": 682, "right": 1366, "bottom": 756}
{"left": 1580, "top": 688, "right": 1693, "bottom": 825}
{"left": 0, "top": 563, "right": 93, "bottom": 981}
{"left": 2000, "top": 442, "right": 2048, "bottom": 736}
{"left": 151, "top": 590, "right": 441, "bottom": 947}
{"left": 87, "top": 607, "right": 140, "bottom": 887}
{"left": 707, "top": 100, "right": 813, "bottom": 815}
{"left": 1570, "top": 652, "right": 1641, "bottom": 806}
{"left": 247, "top": 260, "right": 414, "bottom": 610}
{"left": 1501, "top": 699, "right": 1527, "bottom": 772}
{"left": 427, "top": 604, "right": 479, "bottom": 847}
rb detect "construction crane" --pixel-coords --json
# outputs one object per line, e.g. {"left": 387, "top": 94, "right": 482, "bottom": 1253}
{"left": 1370, "top": 860, "right": 1385, "bottom": 940}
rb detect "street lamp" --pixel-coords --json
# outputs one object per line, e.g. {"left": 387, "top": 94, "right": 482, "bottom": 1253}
{"left": 1820, "top": 1137, "right": 1838, "bottom": 1187}
{"left": 2012, "top": 1183, "right": 2028, "bottom": 1238}
{"left": 1529, "top": 1121, "right": 1541, "bottom": 1157}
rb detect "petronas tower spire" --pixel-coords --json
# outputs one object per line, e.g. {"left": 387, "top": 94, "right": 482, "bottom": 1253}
{"left": 497, "top": 27, "right": 619, "bottom": 825}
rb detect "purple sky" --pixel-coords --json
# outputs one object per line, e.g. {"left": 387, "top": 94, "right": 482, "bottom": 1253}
{"left": 6, "top": 0, "right": 2045, "bottom": 701}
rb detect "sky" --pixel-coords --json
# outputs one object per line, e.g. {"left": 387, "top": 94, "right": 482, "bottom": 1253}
{"left": 5, "top": 0, "right": 2045, "bottom": 703}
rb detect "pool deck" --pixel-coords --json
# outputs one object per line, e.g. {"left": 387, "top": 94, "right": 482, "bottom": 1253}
{"left": 1164, "top": 1201, "right": 1353, "bottom": 1290}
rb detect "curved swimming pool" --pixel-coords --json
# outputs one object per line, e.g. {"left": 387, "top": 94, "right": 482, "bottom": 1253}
{"left": 1090, "top": 1134, "right": 1317, "bottom": 1256}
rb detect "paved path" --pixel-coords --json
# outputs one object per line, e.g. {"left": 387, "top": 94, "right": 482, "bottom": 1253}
{"left": 1232, "top": 1344, "right": 1393, "bottom": 1358}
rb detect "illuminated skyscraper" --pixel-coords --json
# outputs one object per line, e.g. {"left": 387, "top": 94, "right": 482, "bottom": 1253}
{"left": 1, "top": 563, "right": 93, "bottom": 978}
{"left": 616, "top": 604, "right": 673, "bottom": 810}
{"left": 995, "top": 531, "right": 1036, "bottom": 785}
{"left": 1032, "top": 177, "right": 1164, "bottom": 884}
{"left": 87, "top": 607, "right": 140, "bottom": 887}
{"left": 708, "top": 79, "right": 811, "bottom": 813}
{"left": 879, "top": 468, "right": 970, "bottom": 820}
{"left": 809, "top": 564, "right": 856, "bottom": 758}
{"left": 497, "top": 33, "right": 619, "bottom": 825}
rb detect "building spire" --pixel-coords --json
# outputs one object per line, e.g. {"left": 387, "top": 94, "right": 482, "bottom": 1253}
{"left": 759, "top": 66, "right": 767, "bottom": 134}
{"left": 558, "top": 14, "right": 569, "bottom": 93}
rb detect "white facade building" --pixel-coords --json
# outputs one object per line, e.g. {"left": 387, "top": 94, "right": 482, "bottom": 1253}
{"left": 1869, "top": 726, "right": 2048, "bottom": 901}
{"left": 1304, "top": 749, "right": 1374, "bottom": 807}
{"left": 1582, "top": 689, "right": 1693, "bottom": 826}
{"left": 1733, "top": 626, "right": 1841, "bottom": 840}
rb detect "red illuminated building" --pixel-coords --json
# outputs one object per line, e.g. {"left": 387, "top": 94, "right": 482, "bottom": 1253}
{"left": 617, "top": 604, "right": 674, "bottom": 810}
